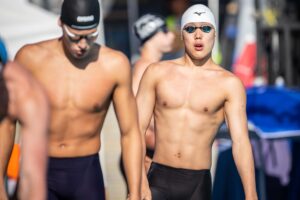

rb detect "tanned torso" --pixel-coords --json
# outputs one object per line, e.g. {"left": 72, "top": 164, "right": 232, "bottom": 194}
{"left": 152, "top": 58, "right": 236, "bottom": 170}
{"left": 16, "top": 39, "right": 122, "bottom": 157}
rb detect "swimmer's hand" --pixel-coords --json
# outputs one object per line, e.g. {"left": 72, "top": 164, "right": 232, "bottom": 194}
{"left": 141, "top": 177, "right": 151, "bottom": 200}
{"left": 127, "top": 192, "right": 144, "bottom": 200}
{"left": 144, "top": 155, "right": 153, "bottom": 173}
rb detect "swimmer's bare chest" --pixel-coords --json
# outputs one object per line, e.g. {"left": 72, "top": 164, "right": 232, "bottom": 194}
{"left": 153, "top": 71, "right": 226, "bottom": 165}
{"left": 39, "top": 64, "right": 115, "bottom": 135}
{"left": 156, "top": 72, "right": 226, "bottom": 115}
{"left": 45, "top": 68, "right": 116, "bottom": 156}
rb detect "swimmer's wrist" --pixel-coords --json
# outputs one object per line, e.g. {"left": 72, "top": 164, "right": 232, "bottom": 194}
{"left": 127, "top": 192, "right": 141, "bottom": 200}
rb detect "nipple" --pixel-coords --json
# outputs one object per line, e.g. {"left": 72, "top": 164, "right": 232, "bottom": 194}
{"left": 204, "top": 107, "right": 208, "bottom": 112}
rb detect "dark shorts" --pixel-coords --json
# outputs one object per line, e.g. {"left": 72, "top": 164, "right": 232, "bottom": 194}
{"left": 147, "top": 162, "right": 212, "bottom": 200}
{"left": 47, "top": 153, "right": 105, "bottom": 200}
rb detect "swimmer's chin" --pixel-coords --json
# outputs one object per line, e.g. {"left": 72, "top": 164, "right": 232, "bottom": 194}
{"left": 72, "top": 52, "right": 89, "bottom": 59}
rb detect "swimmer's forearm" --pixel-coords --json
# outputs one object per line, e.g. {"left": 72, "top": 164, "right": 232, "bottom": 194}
{"left": 19, "top": 96, "right": 49, "bottom": 200}
{"left": 20, "top": 123, "right": 48, "bottom": 200}
{"left": 232, "top": 139, "right": 258, "bottom": 200}
{"left": 144, "top": 155, "right": 153, "bottom": 173}
{"left": 19, "top": 170, "right": 46, "bottom": 200}
{"left": 139, "top": 127, "right": 152, "bottom": 200}
{"left": 121, "top": 130, "right": 142, "bottom": 199}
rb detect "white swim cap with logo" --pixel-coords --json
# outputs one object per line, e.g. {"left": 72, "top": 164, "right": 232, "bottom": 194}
{"left": 181, "top": 4, "right": 216, "bottom": 31}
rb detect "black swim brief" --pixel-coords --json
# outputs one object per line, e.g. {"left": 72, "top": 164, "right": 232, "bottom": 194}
{"left": 47, "top": 153, "right": 105, "bottom": 200}
{"left": 148, "top": 162, "right": 212, "bottom": 200}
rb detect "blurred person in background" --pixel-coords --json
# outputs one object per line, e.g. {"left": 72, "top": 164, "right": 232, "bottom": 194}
{"left": 120, "top": 13, "right": 175, "bottom": 179}
{"left": 137, "top": 4, "right": 258, "bottom": 200}
{"left": 0, "top": 38, "right": 49, "bottom": 200}
{"left": 133, "top": 13, "right": 175, "bottom": 172}
{"left": 120, "top": 14, "right": 175, "bottom": 194}
{"left": 14, "top": 0, "right": 142, "bottom": 199}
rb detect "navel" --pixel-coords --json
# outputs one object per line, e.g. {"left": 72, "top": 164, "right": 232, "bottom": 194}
{"left": 204, "top": 107, "right": 209, "bottom": 112}
{"left": 174, "top": 152, "right": 181, "bottom": 158}
{"left": 59, "top": 143, "right": 67, "bottom": 149}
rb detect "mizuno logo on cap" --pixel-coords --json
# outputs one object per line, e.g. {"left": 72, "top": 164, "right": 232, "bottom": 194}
{"left": 194, "top": 12, "right": 205, "bottom": 16}
{"left": 77, "top": 15, "right": 95, "bottom": 22}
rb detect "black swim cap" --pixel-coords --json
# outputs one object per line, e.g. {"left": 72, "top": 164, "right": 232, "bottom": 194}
{"left": 61, "top": 0, "right": 100, "bottom": 30}
{"left": 133, "top": 14, "right": 167, "bottom": 44}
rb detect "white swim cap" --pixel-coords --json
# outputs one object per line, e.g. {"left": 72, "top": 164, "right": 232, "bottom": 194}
{"left": 181, "top": 4, "right": 216, "bottom": 31}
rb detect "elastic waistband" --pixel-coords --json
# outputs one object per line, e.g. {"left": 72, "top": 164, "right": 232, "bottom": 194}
{"left": 49, "top": 153, "right": 99, "bottom": 169}
{"left": 151, "top": 162, "right": 210, "bottom": 175}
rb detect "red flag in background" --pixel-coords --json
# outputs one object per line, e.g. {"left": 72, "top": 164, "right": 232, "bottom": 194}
{"left": 233, "top": 41, "right": 257, "bottom": 87}
{"left": 232, "top": 0, "right": 257, "bottom": 88}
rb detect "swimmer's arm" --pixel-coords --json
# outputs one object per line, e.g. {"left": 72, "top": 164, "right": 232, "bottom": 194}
{"left": 5, "top": 61, "right": 49, "bottom": 200}
{"left": 144, "top": 118, "right": 155, "bottom": 172}
{"left": 224, "top": 77, "right": 258, "bottom": 200}
{"left": 132, "top": 62, "right": 156, "bottom": 171}
{"left": 14, "top": 44, "right": 37, "bottom": 73}
{"left": 0, "top": 117, "right": 16, "bottom": 200}
{"left": 136, "top": 65, "right": 157, "bottom": 149}
{"left": 0, "top": 63, "right": 18, "bottom": 200}
{"left": 136, "top": 65, "right": 157, "bottom": 199}
{"left": 14, "top": 68, "right": 49, "bottom": 200}
{"left": 113, "top": 55, "right": 142, "bottom": 200}
{"left": 14, "top": 45, "right": 29, "bottom": 67}
{"left": 132, "top": 61, "right": 149, "bottom": 96}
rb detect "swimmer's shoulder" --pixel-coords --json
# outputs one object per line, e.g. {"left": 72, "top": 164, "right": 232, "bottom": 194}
{"left": 141, "top": 58, "right": 180, "bottom": 82}
{"left": 149, "top": 57, "right": 183, "bottom": 73}
{"left": 15, "top": 38, "right": 61, "bottom": 65}
{"left": 92, "top": 45, "right": 133, "bottom": 81}
{"left": 98, "top": 45, "right": 128, "bottom": 62}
